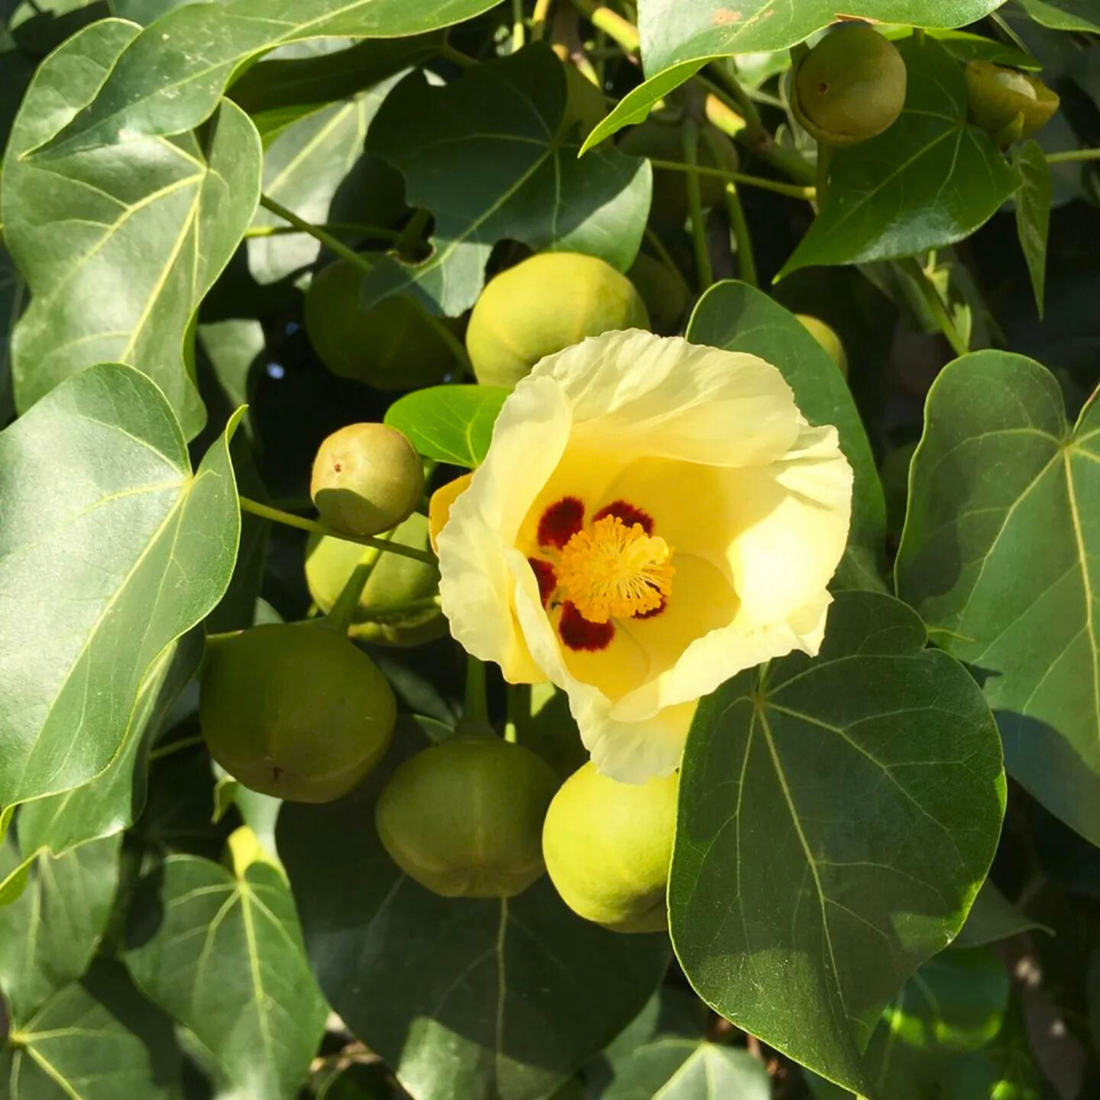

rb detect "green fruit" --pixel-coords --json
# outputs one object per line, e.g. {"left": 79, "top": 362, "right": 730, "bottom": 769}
{"left": 305, "top": 512, "right": 445, "bottom": 647}
{"left": 466, "top": 252, "right": 650, "bottom": 388}
{"left": 628, "top": 252, "right": 690, "bottom": 335}
{"left": 375, "top": 738, "right": 560, "bottom": 898}
{"left": 795, "top": 313, "right": 849, "bottom": 378}
{"left": 542, "top": 762, "right": 677, "bottom": 933}
{"left": 311, "top": 423, "right": 424, "bottom": 538}
{"left": 794, "top": 24, "right": 907, "bottom": 146}
{"left": 965, "top": 61, "right": 1059, "bottom": 143}
{"left": 618, "top": 120, "right": 736, "bottom": 224}
{"left": 201, "top": 624, "right": 396, "bottom": 803}
{"left": 304, "top": 259, "right": 456, "bottom": 390}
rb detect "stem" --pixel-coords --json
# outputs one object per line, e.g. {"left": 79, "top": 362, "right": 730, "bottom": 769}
{"left": 511, "top": 0, "right": 526, "bottom": 50}
{"left": 1046, "top": 148, "right": 1100, "bottom": 164}
{"left": 259, "top": 195, "right": 373, "bottom": 273}
{"left": 532, "top": 0, "right": 554, "bottom": 39}
{"left": 464, "top": 655, "right": 488, "bottom": 723}
{"left": 438, "top": 42, "right": 477, "bottom": 68}
{"left": 245, "top": 222, "right": 401, "bottom": 242}
{"left": 699, "top": 86, "right": 748, "bottom": 138}
{"left": 395, "top": 208, "right": 431, "bottom": 258}
{"left": 703, "top": 127, "right": 756, "bottom": 287}
{"left": 324, "top": 560, "right": 374, "bottom": 634}
{"left": 646, "top": 158, "right": 816, "bottom": 200}
{"left": 149, "top": 733, "right": 205, "bottom": 762}
{"left": 643, "top": 226, "right": 692, "bottom": 299}
{"left": 897, "top": 257, "right": 968, "bottom": 358}
{"left": 238, "top": 497, "right": 437, "bottom": 566}
{"left": 705, "top": 62, "right": 764, "bottom": 137}
{"left": 682, "top": 119, "right": 713, "bottom": 292}
{"left": 568, "top": 0, "right": 640, "bottom": 53}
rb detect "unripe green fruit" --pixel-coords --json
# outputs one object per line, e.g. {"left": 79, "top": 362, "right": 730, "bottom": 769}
{"left": 794, "top": 24, "right": 906, "bottom": 147}
{"left": 311, "top": 423, "right": 423, "bottom": 537}
{"left": 542, "top": 762, "right": 677, "bottom": 933}
{"left": 795, "top": 313, "right": 848, "bottom": 378}
{"left": 304, "top": 512, "right": 445, "bottom": 647}
{"left": 965, "top": 61, "right": 1059, "bottom": 142}
{"left": 304, "top": 260, "right": 456, "bottom": 390}
{"left": 466, "top": 253, "right": 649, "bottom": 388}
{"left": 375, "top": 738, "right": 560, "bottom": 898}
{"left": 201, "top": 624, "right": 396, "bottom": 803}
{"left": 628, "top": 253, "right": 690, "bottom": 335}
{"left": 618, "top": 121, "right": 737, "bottom": 224}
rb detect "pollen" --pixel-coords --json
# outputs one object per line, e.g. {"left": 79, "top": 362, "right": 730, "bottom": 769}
{"left": 556, "top": 516, "right": 674, "bottom": 624}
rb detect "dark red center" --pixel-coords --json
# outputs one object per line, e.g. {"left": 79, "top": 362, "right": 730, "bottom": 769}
{"left": 593, "top": 499, "right": 654, "bottom": 534}
{"left": 558, "top": 602, "right": 617, "bottom": 652}
{"left": 537, "top": 496, "right": 585, "bottom": 549}
{"left": 528, "top": 558, "right": 557, "bottom": 607}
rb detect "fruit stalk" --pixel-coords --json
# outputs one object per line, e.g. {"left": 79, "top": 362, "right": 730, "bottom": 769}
{"left": 238, "top": 497, "right": 437, "bottom": 566}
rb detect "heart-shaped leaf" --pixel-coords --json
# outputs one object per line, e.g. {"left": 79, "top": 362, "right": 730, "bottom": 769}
{"left": 125, "top": 854, "right": 328, "bottom": 1099}
{"left": 0, "top": 833, "right": 120, "bottom": 1022}
{"left": 686, "top": 280, "right": 886, "bottom": 591}
{"left": 2, "top": 18, "right": 262, "bottom": 438}
{"left": 780, "top": 36, "right": 1020, "bottom": 276}
{"left": 597, "top": 1040, "right": 771, "bottom": 1100}
{"left": 670, "top": 591, "right": 1005, "bottom": 1095}
{"left": 582, "top": 1, "right": 1005, "bottom": 150}
{"left": 386, "top": 384, "right": 508, "bottom": 467}
{"left": 0, "top": 364, "right": 242, "bottom": 808}
{"left": 29, "top": 0, "right": 503, "bottom": 159}
{"left": 896, "top": 350, "right": 1100, "bottom": 846}
{"left": 362, "top": 44, "right": 652, "bottom": 316}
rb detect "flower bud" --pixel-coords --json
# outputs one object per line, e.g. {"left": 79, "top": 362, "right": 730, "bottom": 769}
{"left": 794, "top": 24, "right": 906, "bottom": 147}
{"left": 618, "top": 120, "right": 737, "bottom": 224}
{"left": 964, "top": 61, "right": 1058, "bottom": 142}
{"left": 466, "top": 252, "right": 649, "bottom": 389}
{"left": 311, "top": 423, "right": 423, "bottom": 538}
{"left": 375, "top": 738, "right": 560, "bottom": 898}
{"left": 795, "top": 313, "right": 848, "bottom": 378}
{"left": 304, "top": 259, "right": 457, "bottom": 390}
{"left": 628, "top": 253, "right": 690, "bottom": 335}
{"left": 542, "top": 762, "right": 677, "bottom": 933}
{"left": 201, "top": 624, "right": 396, "bottom": 803}
{"left": 304, "top": 513, "right": 445, "bottom": 647}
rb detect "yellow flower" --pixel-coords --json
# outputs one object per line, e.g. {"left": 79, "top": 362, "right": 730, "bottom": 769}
{"left": 437, "top": 330, "right": 853, "bottom": 782}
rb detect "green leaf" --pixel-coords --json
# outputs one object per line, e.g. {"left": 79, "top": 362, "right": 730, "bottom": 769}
{"left": 385, "top": 384, "right": 508, "bottom": 467}
{"left": 595, "top": 1040, "right": 771, "bottom": 1100}
{"left": 780, "top": 36, "right": 1020, "bottom": 277}
{"left": 278, "top": 739, "right": 669, "bottom": 1100}
{"left": 30, "top": 0, "right": 503, "bottom": 158}
{"left": 247, "top": 73, "right": 404, "bottom": 285}
{"left": 15, "top": 630, "right": 204, "bottom": 856}
{"left": 670, "top": 591, "right": 1006, "bottom": 1095}
{"left": 230, "top": 34, "right": 442, "bottom": 141}
{"left": 686, "top": 280, "right": 886, "bottom": 591}
{"left": 1, "top": 19, "right": 262, "bottom": 438}
{"left": 4, "top": 962, "right": 182, "bottom": 1100}
{"left": 896, "top": 351, "right": 1100, "bottom": 846}
{"left": 0, "top": 833, "right": 120, "bottom": 1023}
{"left": 0, "top": 364, "right": 242, "bottom": 808}
{"left": 1012, "top": 140, "right": 1052, "bottom": 319}
{"left": 125, "top": 854, "right": 328, "bottom": 1099}
{"left": 952, "top": 881, "right": 1048, "bottom": 950}
{"left": 582, "top": 1, "right": 1005, "bottom": 149}
{"left": 362, "top": 44, "right": 652, "bottom": 316}
{"left": 1018, "top": 0, "right": 1100, "bottom": 33}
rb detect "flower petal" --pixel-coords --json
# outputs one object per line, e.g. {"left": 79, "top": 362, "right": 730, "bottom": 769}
{"left": 531, "top": 329, "right": 801, "bottom": 467}
{"left": 438, "top": 377, "right": 571, "bottom": 682}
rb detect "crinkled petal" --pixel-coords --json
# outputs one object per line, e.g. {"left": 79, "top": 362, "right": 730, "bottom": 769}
{"left": 438, "top": 377, "right": 571, "bottom": 682}
{"left": 531, "top": 330, "right": 801, "bottom": 467}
